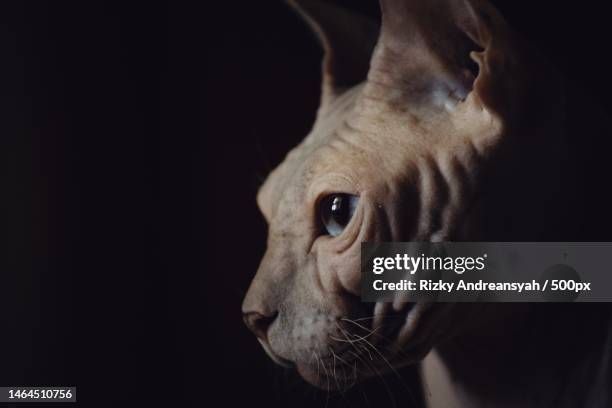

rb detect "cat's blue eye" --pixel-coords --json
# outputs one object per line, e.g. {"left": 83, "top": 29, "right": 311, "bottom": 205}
{"left": 319, "top": 194, "right": 359, "bottom": 237}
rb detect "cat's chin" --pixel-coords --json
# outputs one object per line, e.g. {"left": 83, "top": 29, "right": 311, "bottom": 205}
{"left": 296, "top": 363, "right": 326, "bottom": 389}
{"left": 296, "top": 362, "right": 355, "bottom": 391}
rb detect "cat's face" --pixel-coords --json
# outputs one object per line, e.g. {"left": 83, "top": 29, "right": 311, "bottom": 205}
{"left": 243, "top": 83, "right": 492, "bottom": 387}
{"left": 242, "top": 0, "right": 559, "bottom": 389}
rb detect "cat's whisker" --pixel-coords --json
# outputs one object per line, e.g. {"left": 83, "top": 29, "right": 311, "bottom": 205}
{"left": 318, "top": 348, "right": 331, "bottom": 408}
{"left": 355, "top": 341, "right": 374, "bottom": 361}
{"left": 336, "top": 322, "right": 414, "bottom": 405}
{"left": 328, "top": 335, "right": 358, "bottom": 343}
{"left": 342, "top": 317, "right": 380, "bottom": 332}
{"left": 348, "top": 350, "right": 397, "bottom": 408}
{"left": 313, "top": 350, "right": 321, "bottom": 380}
{"left": 329, "top": 348, "right": 341, "bottom": 391}
{"left": 357, "top": 331, "right": 402, "bottom": 379}
{"left": 337, "top": 325, "right": 374, "bottom": 361}
{"left": 358, "top": 330, "right": 420, "bottom": 407}
{"left": 343, "top": 316, "right": 419, "bottom": 362}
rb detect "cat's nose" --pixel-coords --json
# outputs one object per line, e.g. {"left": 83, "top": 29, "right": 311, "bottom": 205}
{"left": 243, "top": 311, "right": 277, "bottom": 342}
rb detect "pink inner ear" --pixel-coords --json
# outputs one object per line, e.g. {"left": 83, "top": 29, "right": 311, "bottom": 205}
{"left": 372, "top": 0, "right": 511, "bottom": 111}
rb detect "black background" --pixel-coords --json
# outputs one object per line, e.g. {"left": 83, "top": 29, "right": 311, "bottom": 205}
{"left": 1, "top": 1, "right": 611, "bottom": 407}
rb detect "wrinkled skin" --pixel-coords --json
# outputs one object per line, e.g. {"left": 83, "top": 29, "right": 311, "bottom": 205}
{"left": 242, "top": 0, "right": 566, "bottom": 392}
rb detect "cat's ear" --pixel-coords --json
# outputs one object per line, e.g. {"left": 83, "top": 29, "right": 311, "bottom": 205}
{"left": 373, "top": 0, "right": 520, "bottom": 116}
{"left": 287, "top": 0, "right": 379, "bottom": 105}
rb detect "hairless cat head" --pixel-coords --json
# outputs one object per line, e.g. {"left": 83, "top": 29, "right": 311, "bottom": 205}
{"left": 242, "top": 0, "right": 565, "bottom": 389}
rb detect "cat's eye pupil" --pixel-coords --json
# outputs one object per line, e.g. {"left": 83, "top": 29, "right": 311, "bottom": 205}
{"left": 331, "top": 197, "right": 341, "bottom": 212}
{"left": 320, "top": 193, "right": 359, "bottom": 237}
{"left": 330, "top": 195, "right": 351, "bottom": 226}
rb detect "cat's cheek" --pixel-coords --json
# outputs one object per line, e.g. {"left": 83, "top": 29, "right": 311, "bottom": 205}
{"left": 339, "top": 253, "right": 361, "bottom": 296}
{"left": 330, "top": 213, "right": 381, "bottom": 296}
{"left": 324, "top": 247, "right": 362, "bottom": 296}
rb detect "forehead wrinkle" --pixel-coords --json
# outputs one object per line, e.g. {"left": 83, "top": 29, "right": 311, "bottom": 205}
{"left": 261, "top": 76, "right": 446, "bottom": 224}
{"left": 263, "top": 154, "right": 318, "bottom": 227}
{"left": 305, "top": 84, "right": 364, "bottom": 145}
